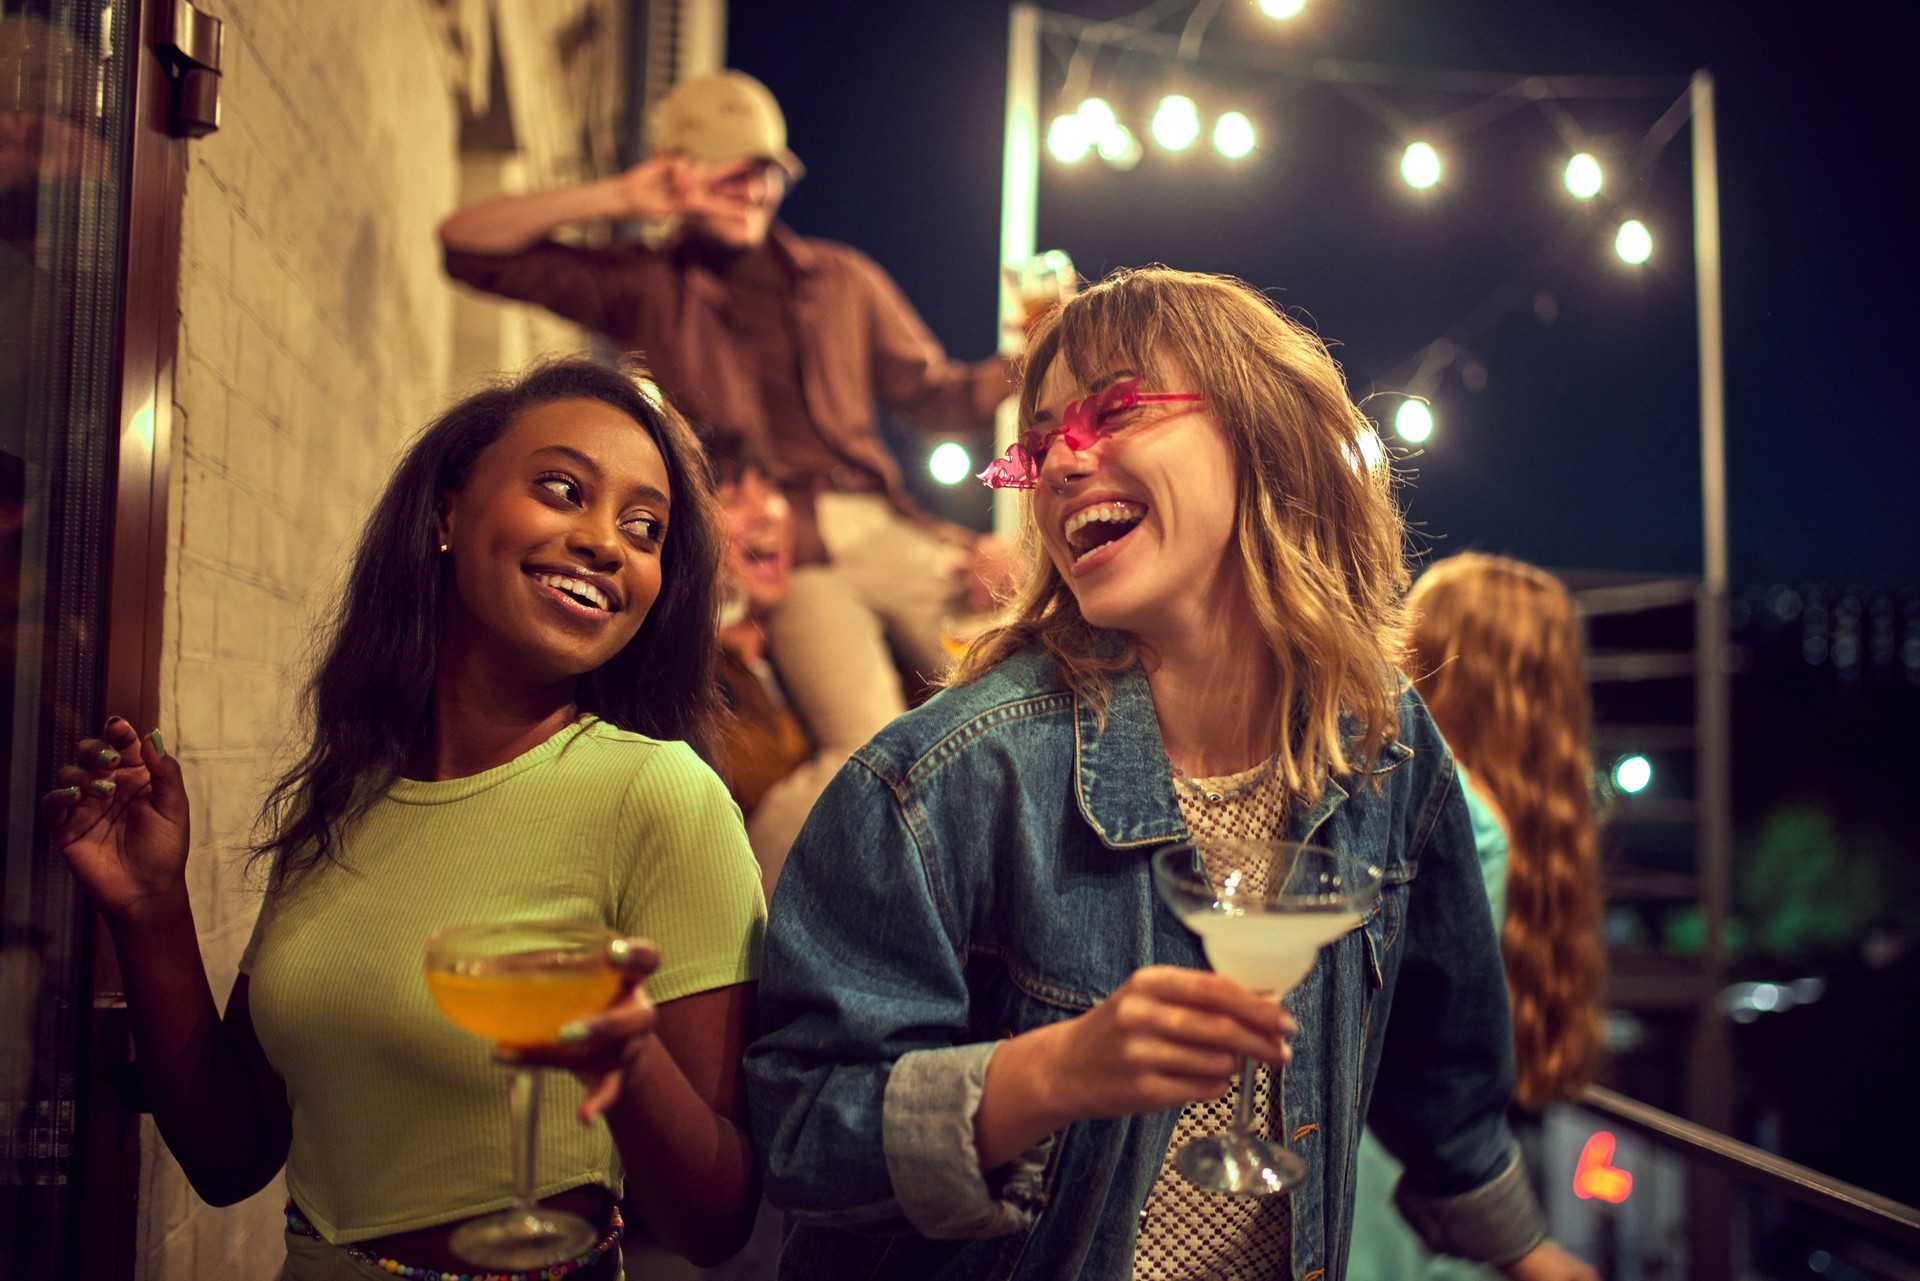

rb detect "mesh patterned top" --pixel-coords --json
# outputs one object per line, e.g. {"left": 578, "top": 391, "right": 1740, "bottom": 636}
{"left": 1134, "top": 756, "right": 1295, "bottom": 1281}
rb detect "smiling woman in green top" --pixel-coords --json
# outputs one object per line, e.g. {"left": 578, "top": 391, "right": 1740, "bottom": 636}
{"left": 44, "top": 359, "right": 766, "bottom": 1279}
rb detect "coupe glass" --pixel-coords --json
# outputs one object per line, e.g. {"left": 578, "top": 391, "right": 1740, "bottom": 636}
{"left": 1151, "top": 839, "right": 1380, "bottom": 1196}
{"left": 424, "top": 919, "right": 624, "bottom": 1268}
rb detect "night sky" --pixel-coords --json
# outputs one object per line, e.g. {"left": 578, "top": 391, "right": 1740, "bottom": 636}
{"left": 726, "top": 0, "right": 1914, "bottom": 589}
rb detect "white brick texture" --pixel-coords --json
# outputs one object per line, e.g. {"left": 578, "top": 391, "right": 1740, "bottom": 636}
{"left": 144, "top": 0, "right": 609, "bottom": 1274}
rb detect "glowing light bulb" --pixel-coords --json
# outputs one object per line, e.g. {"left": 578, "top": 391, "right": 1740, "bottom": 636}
{"left": 1151, "top": 95, "right": 1201, "bottom": 152}
{"left": 928, "top": 442, "right": 973, "bottom": 486}
{"left": 1098, "top": 124, "right": 1143, "bottom": 170}
{"left": 1565, "top": 152, "right": 1603, "bottom": 199}
{"left": 1394, "top": 399, "right": 1434, "bottom": 443}
{"left": 1400, "top": 141, "right": 1441, "bottom": 189}
{"left": 1047, "top": 114, "right": 1091, "bottom": 164}
{"left": 1075, "top": 97, "right": 1118, "bottom": 141}
{"left": 1260, "top": 0, "right": 1306, "bottom": 16}
{"left": 1615, "top": 219, "right": 1653, "bottom": 264}
{"left": 1213, "top": 111, "right": 1256, "bottom": 159}
{"left": 1612, "top": 754, "right": 1653, "bottom": 794}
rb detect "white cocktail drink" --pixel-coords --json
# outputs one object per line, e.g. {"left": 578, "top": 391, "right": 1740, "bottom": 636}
{"left": 1180, "top": 907, "right": 1362, "bottom": 995}
{"left": 1152, "top": 840, "right": 1381, "bottom": 1197}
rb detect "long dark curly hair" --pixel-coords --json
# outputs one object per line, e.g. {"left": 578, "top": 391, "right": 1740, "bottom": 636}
{"left": 251, "top": 358, "right": 723, "bottom": 883}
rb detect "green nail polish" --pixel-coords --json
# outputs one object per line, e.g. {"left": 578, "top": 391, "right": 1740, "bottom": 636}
{"left": 57, "top": 786, "right": 80, "bottom": 801}
{"left": 556, "top": 1021, "right": 590, "bottom": 1045}
{"left": 148, "top": 729, "right": 167, "bottom": 758}
{"left": 97, "top": 748, "right": 120, "bottom": 768}
{"left": 88, "top": 779, "right": 116, "bottom": 797}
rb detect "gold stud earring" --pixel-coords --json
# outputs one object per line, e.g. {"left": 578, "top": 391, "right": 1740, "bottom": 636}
{"left": 438, "top": 542, "right": 449, "bottom": 553}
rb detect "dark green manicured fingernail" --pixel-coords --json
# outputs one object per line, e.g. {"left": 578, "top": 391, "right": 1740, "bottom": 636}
{"left": 88, "top": 779, "right": 116, "bottom": 797}
{"left": 148, "top": 730, "right": 167, "bottom": 758}
{"left": 556, "top": 1021, "right": 590, "bottom": 1045}
{"left": 96, "top": 748, "right": 120, "bottom": 768}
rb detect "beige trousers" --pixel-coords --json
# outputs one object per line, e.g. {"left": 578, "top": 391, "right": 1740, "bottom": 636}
{"left": 755, "top": 494, "right": 966, "bottom": 877}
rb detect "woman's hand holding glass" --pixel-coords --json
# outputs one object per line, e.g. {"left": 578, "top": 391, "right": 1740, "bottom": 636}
{"left": 41, "top": 718, "right": 188, "bottom": 921}
{"left": 500, "top": 935, "right": 663, "bottom": 1125}
{"left": 1055, "top": 966, "right": 1295, "bottom": 1117}
{"left": 978, "top": 964, "right": 1294, "bottom": 1172}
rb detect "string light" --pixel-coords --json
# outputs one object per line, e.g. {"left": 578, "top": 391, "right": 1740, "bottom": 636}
{"left": 1047, "top": 113, "right": 1091, "bottom": 163}
{"left": 1565, "top": 152, "right": 1603, "bottom": 198}
{"left": 1394, "top": 399, "right": 1434, "bottom": 443}
{"left": 1615, "top": 219, "right": 1654, "bottom": 264}
{"left": 1214, "top": 111, "right": 1256, "bottom": 159}
{"left": 1400, "top": 141, "right": 1442, "bottom": 189}
{"left": 1152, "top": 95, "right": 1202, "bottom": 151}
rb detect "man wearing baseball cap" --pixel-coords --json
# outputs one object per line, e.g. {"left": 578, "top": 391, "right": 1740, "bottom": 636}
{"left": 439, "top": 70, "right": 1020, "bottom": 770}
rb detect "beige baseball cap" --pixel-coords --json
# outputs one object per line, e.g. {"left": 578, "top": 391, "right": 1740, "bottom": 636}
{"left": 653, "top": 71, "right": 804, "bottom": 183}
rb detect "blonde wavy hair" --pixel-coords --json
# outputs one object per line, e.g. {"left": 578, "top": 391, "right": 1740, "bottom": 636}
{"left": 953, "top": 267, "right": 1409, "bottom": 806}
{"left": 1406, "top": 553, "right": 1605, "bottom": 1109}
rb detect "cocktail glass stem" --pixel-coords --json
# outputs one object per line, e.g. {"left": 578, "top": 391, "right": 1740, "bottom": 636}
{"left": 508, "top": 1066, "right": 543, "bottom": 1224}
{"left": 1231, "top": 1056, "right": 1258, "bottom": 1139}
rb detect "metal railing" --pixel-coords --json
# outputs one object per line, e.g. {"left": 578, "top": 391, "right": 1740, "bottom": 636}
{"left": 1577, "top": 1085, "right": 1920, "bottom": 1251}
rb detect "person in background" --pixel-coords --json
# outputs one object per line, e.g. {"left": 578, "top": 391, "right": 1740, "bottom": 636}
{"left": 45, "top": 360, "right": 766, "bottom": 1279}
{"left": 438, "top": 70, "right": 1024, "bottom": 767}
{"left": 1349, "top": 552, "right": 1606, "bottom": 1280}
{"left": 746, "top": 267, "right": 1594, "bottom": 1281}
{"left": 701, "top": 423, "right": 848, "bottom": 899}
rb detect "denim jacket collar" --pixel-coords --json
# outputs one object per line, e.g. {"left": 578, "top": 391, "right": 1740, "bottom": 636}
{"left": 1072, "top": 662, "right": 1412, "bottom": 852}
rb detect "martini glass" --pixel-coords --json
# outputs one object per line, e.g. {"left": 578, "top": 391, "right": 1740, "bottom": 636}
{"left": 425, "top": 920, "right": 625, "bottom": 1268}
{"left": 1151, "top": 839, "right": 1380, "bottom": 1196}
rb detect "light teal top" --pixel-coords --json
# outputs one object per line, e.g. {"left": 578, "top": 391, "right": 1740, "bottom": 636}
{"left": 1347, "top": 766, "right": 1509, "bottom": 1280}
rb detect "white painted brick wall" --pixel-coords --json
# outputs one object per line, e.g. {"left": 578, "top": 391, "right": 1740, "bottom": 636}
{"left": 143, "top": 0, "right": 609, "bottom": 1275}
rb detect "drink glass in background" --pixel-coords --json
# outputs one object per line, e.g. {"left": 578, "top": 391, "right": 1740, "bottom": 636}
{"left": 424, "top": 919, "right": 625, "bottom": 1269}
{"left": 1005, "top": 249, "right": 1078, "bottom": 336}
{"left": 1151, "top": 840, "right": 1381, "bottom": 1196}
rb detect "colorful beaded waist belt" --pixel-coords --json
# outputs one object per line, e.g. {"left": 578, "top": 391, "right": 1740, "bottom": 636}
{"left": 283, "top": 1200, "right": 623, "bottom": 1281}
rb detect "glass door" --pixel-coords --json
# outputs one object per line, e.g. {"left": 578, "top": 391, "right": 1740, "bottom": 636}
{"left": 3, "top": 0, "right": 186, "bottom": 1273}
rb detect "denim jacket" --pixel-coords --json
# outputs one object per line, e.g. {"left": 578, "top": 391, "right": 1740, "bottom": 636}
{"left": 747, "top": 647, "right": 1545, "bottom": 1280}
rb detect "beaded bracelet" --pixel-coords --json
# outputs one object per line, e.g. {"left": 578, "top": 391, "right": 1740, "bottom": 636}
{"left": 283, "top": 1201, "right": 623, "bottom": 1281}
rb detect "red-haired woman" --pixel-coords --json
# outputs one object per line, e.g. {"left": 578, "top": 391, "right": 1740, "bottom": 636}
{"left": 1351, "top": 551, "right": 1606, "bottom": 1279}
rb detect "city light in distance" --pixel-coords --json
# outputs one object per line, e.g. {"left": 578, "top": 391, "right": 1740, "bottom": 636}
{"left": 1611, "top": 754, "right": 1653, "bottom": 794}
{"left": 928, "top": 442, "right": 974, "bottom": 486}
{"left": 1152, "top": 95, "right": 1202, "bottom": 151}
{"left": 1615, "top": 219, "right": 1653, "bottom": 264}
{"left": 1046, "top": 113, "right": 1091, "bottom": 163}
{"left": 1260, "top": 0, "right": 1307, "bottom": 17}
{"left": 1565, "top": 152, "right": 1603, "bottom": 199}
{"left": 1214, "top": 111, "right": 1256, "bottom": 159}
{"left": 1394, "top": 399, "right": 1434, "bottom": 443}
{"left": 1400, "top": 141, "right": 1441, "bottom": 189}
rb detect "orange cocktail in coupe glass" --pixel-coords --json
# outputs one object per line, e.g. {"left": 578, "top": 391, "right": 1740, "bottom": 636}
{"left": 424, "top": 920, "right": 625, "bottom": 1269}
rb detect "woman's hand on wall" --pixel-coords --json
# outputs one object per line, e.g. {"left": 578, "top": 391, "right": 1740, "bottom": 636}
{"left": 42, "top": 718, "right": 190, "bottom": 921}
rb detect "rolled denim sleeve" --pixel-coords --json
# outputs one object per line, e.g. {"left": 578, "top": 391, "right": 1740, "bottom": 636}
{"left": 747, "top": 756, "right": 1046, "bottom": 1239}
{"left": 1367, "top": 703, "right": 1548, "bottom": 1264}
{"left": 883, "top": 1043, "right": 1054, "bottom": 1237}
{"left": 1394, "top": 1140, "right": 1545, "bottom": 1265}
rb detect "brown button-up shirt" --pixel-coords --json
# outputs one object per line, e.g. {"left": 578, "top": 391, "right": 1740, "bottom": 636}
{"left": 443, "top": 225, "right": 1013, "bottom": 516}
